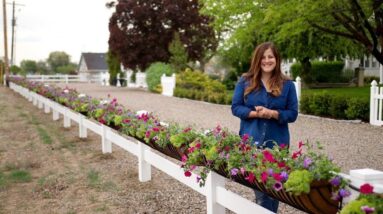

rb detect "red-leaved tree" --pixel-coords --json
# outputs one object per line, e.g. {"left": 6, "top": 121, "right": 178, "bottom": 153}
{"left": 106, "top": 0, "right": 218, "bottom": 71}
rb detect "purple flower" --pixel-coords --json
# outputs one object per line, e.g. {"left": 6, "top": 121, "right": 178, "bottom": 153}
{"left": 361, "top": 205, "right": 375, "bottom": 214}
{"left": 280, "top": 171, "right": 288, "bottom": 181}
{"left": 196, "top": 176, "right": 201, "bottom": 183}
{"left": 230, "top": 168, "right": 239, "bottom": 176}
{"left": 273, "top": 181, "right": 283, "bottom": 191}
{"left": 330, "top": 176, "right": 341, "bottom": 187}
{"left": 338, "top": 189, "right": 351, "bottom": 198}
{"left": 267, "top": 168, "right": 273, "bottom": 176}
{"left": 225, "top": 153, "right": 230, "bottom": 160}
{"left": 303, "top": 157, "right": 312, "bottom": 168}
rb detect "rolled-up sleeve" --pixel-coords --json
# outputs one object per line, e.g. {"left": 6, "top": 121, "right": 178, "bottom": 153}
{"left": 231, "top": 78, "right": 252, "bottom": 120}
{"left": 277, "top": 81, "right": 298, "bottom": 124}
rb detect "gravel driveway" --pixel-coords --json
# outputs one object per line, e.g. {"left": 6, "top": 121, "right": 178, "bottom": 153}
{"left": 57, "top": 83, "right": 383, "bottom": 213}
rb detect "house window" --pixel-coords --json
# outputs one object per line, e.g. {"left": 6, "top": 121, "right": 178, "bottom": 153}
{"left": 372, "top": 57, "right": 377, "bottom": 68}
{"left": 365, "top": 57, "right": 370, "bottom": 67}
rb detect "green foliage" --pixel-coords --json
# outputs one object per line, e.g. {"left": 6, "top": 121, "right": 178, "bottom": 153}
{"left": 340, "top": 198, "right": 373, "bottom": 214}
{"left": 284, "top": 170, "right": 313, "bottom": 195}
{"left": 291, "top": 61, "right": 346, "bottom": 83}
{"left": 47, "top": 51, "right": 71, "bottom": 73}
{"left": 300, "top": 93, "right": 369, "bottom": 121}
{"left": 169, "top": 128, "right": 199, "bottom": 148}
{"left": 87, "top": 169, "right": 101, "bottom": 188}
{"left": 145, "top": 62, "right": 174, "bottom": 92}
{"left": 37, "top": 126, "right": 53, "bottom": 145}
{"left": 106, "top": 51, "right": 122, "bottom": 86}
{"left": 222, "top": 70, "right": 238, "bottom": 90}
{"left": 10, "top": 65, "right": 23, "bottom": 75}
{"left": 20, "top": 59, "right": 38, "bottom": 74}
{"left": 169, "top": 33, "right": 189, "bottom": 73}
{"left": 345, "top": 98, "right": 369, "bottom": 121}
{"left": 174, "top": 68, "right": 229, "bottom": 104}
{"left": 56, "top": 63, "right": 77, "bottom": 74}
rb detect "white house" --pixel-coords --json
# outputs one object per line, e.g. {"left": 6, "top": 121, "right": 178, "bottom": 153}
{"left": 77, "top": 53, "right": 109, "bottom": 84}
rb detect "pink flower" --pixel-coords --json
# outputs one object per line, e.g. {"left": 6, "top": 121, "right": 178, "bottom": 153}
{"left": 262, "top": 150, "right": 276, "bottom": 163}
{"left": 240, "top": 167, "right": 245, "bottom": 175}
{"left": 245, "top": 172, "right": 255, "bottom": 183}
{"left": 361, "top": 205, "right": 375, "bottom": 214}
{"left": 360, "top": 183, "right": 374, "bottom": 194}
{"left": 195, "top": 143, "right": 201, "bottom": 149}
{"left": 242, "top": 134, "right": 249, "bottom": 142}
{"left": 152, "top": 127, "right": 160, "bottom": 132}
{"left": 273, "top": 181, "right": 283, "bottom": 191}
{"left": 184, "top": 171, "right": 192, "bottom": 177}
{"left": 298, "top": 141, "right": 305, "bottom": 149}
{"left": 292, "top": 149, "right": 302, "bottom": 159}
{"left": 273, "top": 173, "right": 282, "bottom": 182}
{"left": 261, "top": 171, "right": 268, "bottom": 183}
{"left": 181, "top": 155, "right": 188, "bottom": 163}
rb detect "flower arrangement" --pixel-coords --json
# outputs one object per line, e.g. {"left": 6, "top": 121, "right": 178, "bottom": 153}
{"left": 340, "top": 183, "right": 383, "bottom": 214}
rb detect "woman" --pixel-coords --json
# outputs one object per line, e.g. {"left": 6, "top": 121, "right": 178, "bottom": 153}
{"left": 231, "top": 42, "right": 298, "bottom": 212}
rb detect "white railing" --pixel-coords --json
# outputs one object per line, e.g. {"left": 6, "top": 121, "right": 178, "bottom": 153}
{"left": 8, "top": 82, "right": 273, "bottom": 214}
{"left": 161, "top": 73, "right": 176, "bottom": 97}
{"left": 26, "top": 74, "right": 83, "bottom": 83}
{"left": 370, "top": 80, "right": 383, "bottom": 126}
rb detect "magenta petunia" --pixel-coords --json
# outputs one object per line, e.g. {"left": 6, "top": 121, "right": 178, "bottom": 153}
{"left": 245, "top": 172, "right": 255, "bottom": 183}
{"left": 261, "top": 171, "right": 268, "bottom": 183}
{"left": 361, "top": 205, "right": 375, "bottom": 214}
{"left": 360, "top": 183, "right": 374, "bottom": 194}
{"left": 184, "top": 171, "right": 192, "bottom": 177}
{"left": 273, "top": 181, "right": 283, "bottom": 191}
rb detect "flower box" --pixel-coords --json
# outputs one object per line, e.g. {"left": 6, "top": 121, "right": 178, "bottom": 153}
{"left": 231, "top": 172, "right": 339, "bottom": 214}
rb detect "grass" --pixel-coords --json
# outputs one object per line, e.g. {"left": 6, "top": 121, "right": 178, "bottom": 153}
{"left": 8, "top": 170, "right": 32, "bottom": 183}
{"left": 87, "top": 169, "right": 101, "bottom": 188}
{"left": 37, "top": 126, "right": 53, "bottom": 145}
{"left": 0, "top": 172, "right": 7, "bottom": 189}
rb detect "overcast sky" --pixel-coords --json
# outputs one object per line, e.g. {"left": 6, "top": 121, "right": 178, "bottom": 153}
{"left": 0, "top": 0, "right": 113, "bottom": 65}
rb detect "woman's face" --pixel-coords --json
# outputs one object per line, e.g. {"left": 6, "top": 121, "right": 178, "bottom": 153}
{"left": 261, "top": 48, "right": 276, "bottom": 74}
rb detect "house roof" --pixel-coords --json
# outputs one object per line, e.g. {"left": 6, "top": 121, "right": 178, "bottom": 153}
{"left": 81, "top": 53, "right": 108, "bottom": 70}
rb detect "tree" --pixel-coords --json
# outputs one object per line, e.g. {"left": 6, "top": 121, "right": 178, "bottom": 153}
{"left": 47, "top": 51, "right": 71, "bottom": 73}
{"left": 106, "top": 51, "right": 121, "bottom": 86}
{"left": 56, "top": 63, "right": 77, "bottom": 74}
{"left": 106, "top": 0, "right": 218, "bottom": 71}
{"left": 10, "top": 65, "right": 23, "bottom": 75}
{"left": 169, "top": 33, "right": 189, "bottom": 72}
{"left": 20, "top": 59, "right": 38, "bottom": 74}
{"left": 200, "top": 0, "right": 362, "bottom": 76}
{"left": 36, "top": 61, "right": 50, "bottom": 74}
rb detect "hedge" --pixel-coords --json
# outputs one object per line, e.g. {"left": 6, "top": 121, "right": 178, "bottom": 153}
{"left": 291, "top": 61, "right": 348, "bottom": 83}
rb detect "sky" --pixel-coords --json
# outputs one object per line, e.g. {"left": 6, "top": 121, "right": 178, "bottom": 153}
{"left": 0, "top": 0, "right": 114, "bottom": 65}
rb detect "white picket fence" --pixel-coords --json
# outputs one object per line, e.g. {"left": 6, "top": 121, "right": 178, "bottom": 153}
{"left": 161, "top": 73, "right": 176, "bottom": 96}
{"left": 370, "top": 80, "right": 383, "bottom": 126}
{"left": 26, "top": 74, "right": 83, "bottom": 83}
{"left": 8, "top": 82, "right": 274, "bottom": 214}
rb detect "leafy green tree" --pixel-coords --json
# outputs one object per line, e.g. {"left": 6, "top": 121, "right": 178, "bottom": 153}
{"left": 201, "top": 0, "right": 362, "bottom": 77}
{"left": 106, "top": 51, "right": 121, "bottom": 86}
{"left": 56, "top": 63, "right": 77, "bottom": 74}
{"left": 36, "top": 61, "right": 50, "bottom": 74}
{"left": 47, "top": 51, "right": 71, "bottom": 73}
{"left": 169, "top": 33, "right": 189, "bottom": 73}
{"left": 10, "top": 65, "right": 23, "bottom": 75}
{"left": 20, "top": 60, "right": 38, "bottom": 74}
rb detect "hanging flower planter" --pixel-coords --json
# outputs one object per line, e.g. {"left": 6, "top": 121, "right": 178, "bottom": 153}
{"left": 231, "top": 173, "right": 339, "bottom": 214}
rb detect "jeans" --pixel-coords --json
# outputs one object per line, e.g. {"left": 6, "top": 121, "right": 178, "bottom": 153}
{"left": 254, "top": 190, "right": 279, "bottom": 213}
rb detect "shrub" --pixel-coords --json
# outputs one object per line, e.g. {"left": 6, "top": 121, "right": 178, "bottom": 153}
{"left": 345, "top": 98, "right": 369, "bottom": 121}
{"left": 364, "top": 76, "right": 379, "bottom": 85}
{"left": 174, "top": 68, "right": 229, "bottom": 104}
{"left": 291, "top": 61, "right": 345, "bottom": 83}
{"left": 300, "top": 93, "right": 369, "bottom": 121}
{"left": 145, "top": 62, "right": 174, "bottom": 92}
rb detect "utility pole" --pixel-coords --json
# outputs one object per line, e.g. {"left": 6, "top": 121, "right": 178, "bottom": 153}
{"left": 2, "top": 0, "right": 9, "bottom": 86}
{"left": 9, "top": 1, "right": 24, "bottom": 66}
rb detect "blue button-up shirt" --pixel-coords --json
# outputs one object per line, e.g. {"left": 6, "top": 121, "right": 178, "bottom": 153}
{"left": 231, "top": 77, "right": 298, "bottom": 148}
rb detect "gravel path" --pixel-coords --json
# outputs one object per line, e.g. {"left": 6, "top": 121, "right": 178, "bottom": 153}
{"left": 57, "top": 83, "right": 383, "bottom": 213}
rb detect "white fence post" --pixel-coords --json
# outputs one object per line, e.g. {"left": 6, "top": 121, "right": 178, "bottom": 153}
{"left": 63, "top": 109, "right": 71, "bottom": 128}
{"left": 52, "top": 103, "right": 60, "bottom": 121}
{"left": 370, "top": 80, "right": 378, "bottom": 125}
{"left": 65, "top": 75, "right": 69, "bottom": 84}
{"left": 206, "top": 171, "right": 226, "bottom": 214}
{"left": 79, "top": 115, "right": 88, "bottom": 138}
{"left": 161, "top": 73, "right": 176, "bottom": 97}
{"left": 44, "top": 99, "right": 51, "bottom": 113}
{"left": 138, "top": 142, "right": 151, "bottom": 182}
{"left": 37, "top": 97, "right": 43, "bottom": 109}
{"left": 101, "top": 124, "right": 112, "bottom": 153}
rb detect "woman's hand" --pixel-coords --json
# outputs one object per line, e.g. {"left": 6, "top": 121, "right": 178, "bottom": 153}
{"left": 255, "top": 106, "right": 279, "bottom": 119}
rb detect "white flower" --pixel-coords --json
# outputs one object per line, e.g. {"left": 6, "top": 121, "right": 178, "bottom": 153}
{"left": 100, "top": 99, "right": 109, "bottom": 105}
{"left": 136, "top": 110, "right": 149, "bottom": 116}
{"left": 63, "top": 89, "right": 69, "bottom": 94}
{"left": 78, "top": 93, "right": 86, "bottom": 98}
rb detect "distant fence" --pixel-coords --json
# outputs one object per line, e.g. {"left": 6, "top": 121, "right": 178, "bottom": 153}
{"left": 8, "top": 81, "right": 383, "bottom": 213}
{"left": 26, "top": 74, "right": 82, "bottom": 83}
{"left": 370, "top": 80, "right": 383, "bottom": 126}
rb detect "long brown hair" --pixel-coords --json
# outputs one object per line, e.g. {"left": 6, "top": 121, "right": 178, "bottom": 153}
{"left": 243, "top": 42, "right": 289, "bottom": 97}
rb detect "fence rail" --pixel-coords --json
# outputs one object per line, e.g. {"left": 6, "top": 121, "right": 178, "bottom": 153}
{"left": 9, "top": 82, "right": 383, "bottom": 214}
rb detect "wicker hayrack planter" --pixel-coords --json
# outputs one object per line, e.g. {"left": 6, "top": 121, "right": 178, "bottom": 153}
{"left": 232, "top": 173, "right": 340, "bottom": 214}
{"left": 145, "top": 141, "right": 187, "bottom": 161}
